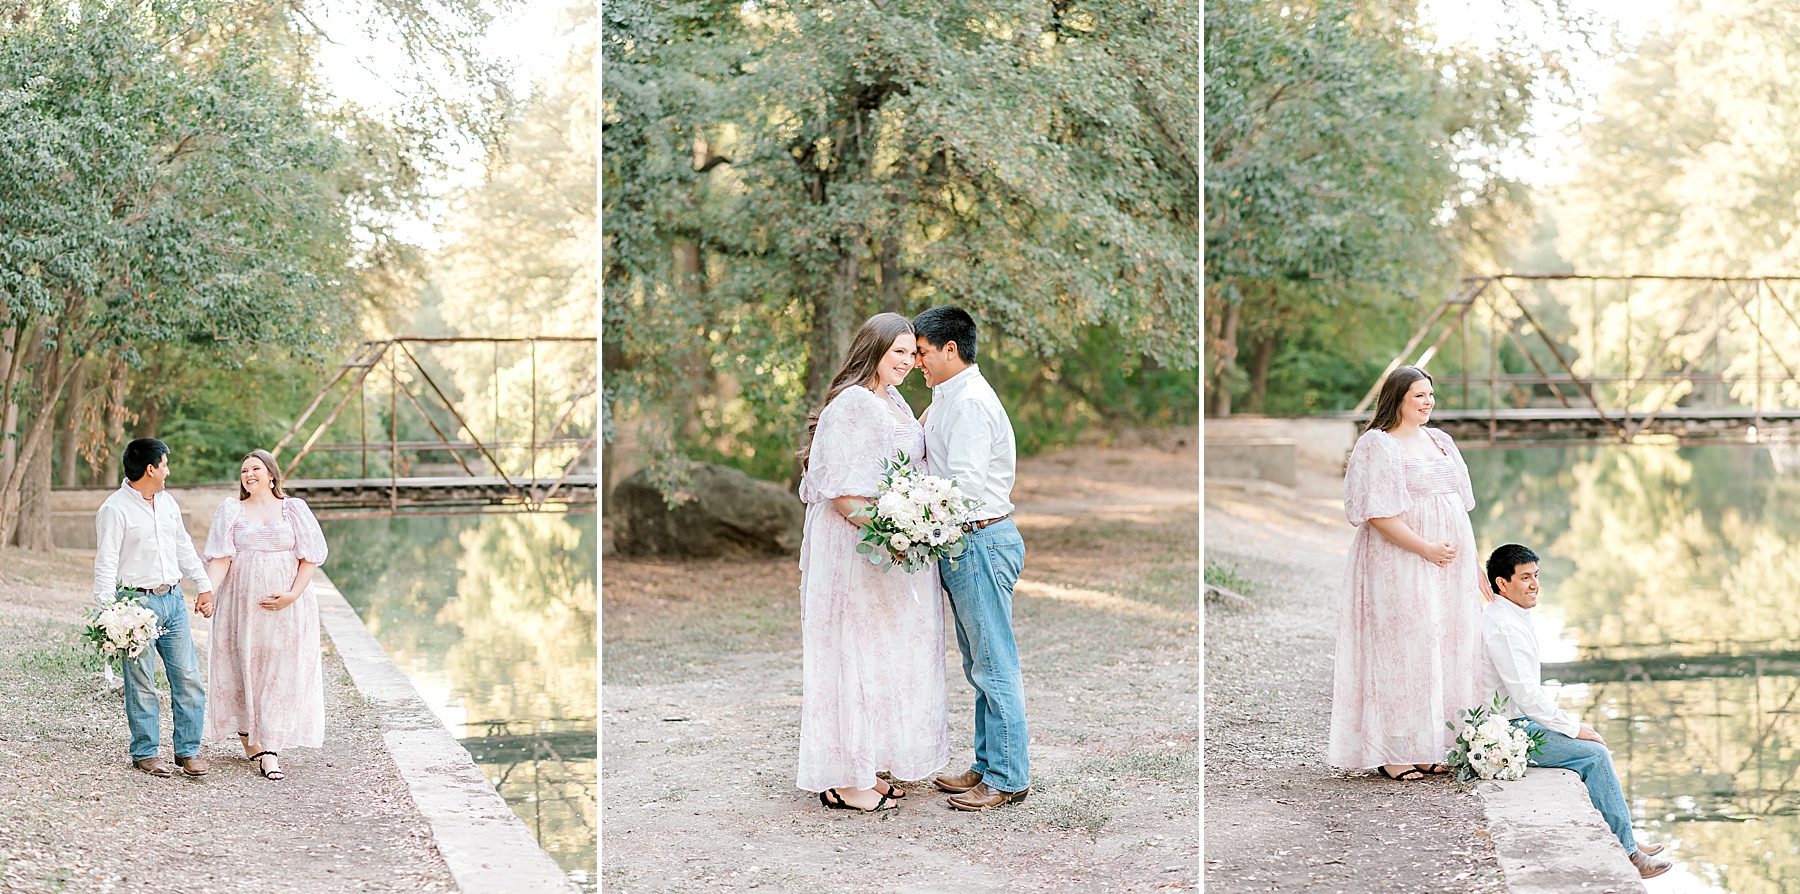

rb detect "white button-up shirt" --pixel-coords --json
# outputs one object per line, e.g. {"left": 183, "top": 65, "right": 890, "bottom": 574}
{"left": 1478, "top": 595, "right": 1581, "bottom": 738}
{"left": 92, "top": 480, "right": 210, "bottom": 607}
{"left": 923, "top": 365, "right": 1016, "bottom": 520}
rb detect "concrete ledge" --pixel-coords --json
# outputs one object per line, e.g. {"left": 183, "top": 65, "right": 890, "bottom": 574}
{"left": 314, "top": 573, "right": 578, "bottom": 894}
{"left": 1204, "top": 438, "right": 1297, "bottom": 487}
{"left": 1478, "top": 768, "right": 1642, "bottom": 894}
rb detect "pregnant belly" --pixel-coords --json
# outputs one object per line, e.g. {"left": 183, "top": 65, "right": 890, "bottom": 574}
{"left": 1402, "top": 495, "right": 1474, "bottom": 545}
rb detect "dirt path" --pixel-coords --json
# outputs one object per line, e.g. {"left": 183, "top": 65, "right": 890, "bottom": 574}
{"left": 602, "top": 437, "right": 1200, "bottom": 892}
{"left": 1202, "top": 479, "right": 1507, "bottom": 893}
{"left": 0, "top": 548, "right": 454, "bottom": 894}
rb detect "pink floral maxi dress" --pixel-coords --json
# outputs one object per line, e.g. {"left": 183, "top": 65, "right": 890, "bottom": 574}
{"left": 1327, "top": 428, "right": 1482, "bottom": 769}
{"left": 796, "top": 384, "right": 951, "bottom": 792}
{"left": 202, "top": 497, "right": 329, "bottom": 751}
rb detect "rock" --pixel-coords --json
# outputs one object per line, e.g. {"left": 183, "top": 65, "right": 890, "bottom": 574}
{"left": 612, "top": 463, "right": 803, "bottom": 558}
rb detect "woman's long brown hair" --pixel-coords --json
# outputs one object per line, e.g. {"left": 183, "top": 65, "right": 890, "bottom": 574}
{"left": 238, "top": 449, "right": 289, "bottom": 500}
{"left": 1369, "top": 366, "right": 1433, "bottom": 432}
{"left": 796, "top": 312, "right": 915, "bottom": 474}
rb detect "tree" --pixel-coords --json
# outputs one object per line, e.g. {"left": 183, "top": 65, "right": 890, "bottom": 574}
{"left": 0, "top": 1, "right": 355, "bottom": 544}
{"left": 1204, "top": 0, "right": 1554, "bottom": 416}
{"left": 604, "top": 0, "right": 1197, "bottom": 488}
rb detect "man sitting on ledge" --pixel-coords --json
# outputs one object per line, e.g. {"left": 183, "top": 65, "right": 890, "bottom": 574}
{"left": 1480, "top": 543, "right": 1672, "bottom": 880}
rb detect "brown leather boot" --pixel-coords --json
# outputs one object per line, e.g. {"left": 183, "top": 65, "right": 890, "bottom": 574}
{"left": 1636, "top": 841, "right": 1664, "bottom": 857}
{"left": 947, "top": 782, "right": 1030, "bottom": 811}
{"left": 176, "top": 755, "right": 208, "bottom": 776}
{"left": 1630, "top": 849, "right": 1671, "bottom": 879}
{"left": 934, "top": 768, "right": 984, "bottom": 793}
{"left": 133, "top": 757, "right": 172, "bottom": 777}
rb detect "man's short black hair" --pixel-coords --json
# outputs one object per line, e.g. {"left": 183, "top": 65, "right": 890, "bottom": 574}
{"left": 912, "top": 305, "right": 979, "bottom": 363}
{"left": 1486, "top": 543, "right": 1540, "bottom": 592}
{"left": 123, "top": 438, "right": 169, "bottom": 482}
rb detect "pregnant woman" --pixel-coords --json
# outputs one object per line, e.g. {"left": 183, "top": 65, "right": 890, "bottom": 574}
{"left": 1327, "top": 366, "right": 1483, "bottom": 781}
{"left": 794, "top": 312, "right": 951, "bottom": 812}
{"left": 200, "top": 449, "right": 329, "bottom": 781}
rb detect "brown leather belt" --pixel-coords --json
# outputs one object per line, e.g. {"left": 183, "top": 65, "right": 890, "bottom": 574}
{"left": 962, "top": 515, "right": 1010, "bottom": 533}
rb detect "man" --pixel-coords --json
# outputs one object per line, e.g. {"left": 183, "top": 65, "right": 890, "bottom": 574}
{"left": 93, "top": 438, "right": 214, "bottom": 778}
{"left": 912, "top": 305, "right": 1030, "bottom": 811}
{"left": 1480, "top": 543, "right": 1671, "bottom": 879}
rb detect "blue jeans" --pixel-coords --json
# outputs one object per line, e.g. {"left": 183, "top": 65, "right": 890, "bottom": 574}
{"left": 1520, "top": 719, "right": 1637, "bottom": 854}
{"left": 122, "top": 590, "right": 205, "bottom": 761}
{"left": 939, "top": 519, "right": 1029, "bottom": 792}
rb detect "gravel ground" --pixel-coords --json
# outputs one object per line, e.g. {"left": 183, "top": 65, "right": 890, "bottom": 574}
{"left": 602, "top": 436, "right": 1200, "bottom": 892}
{"left": 1203, "top": 477, "right": 1508, "bottom": 894}
{"left": 0, "top": 547, "right": 455, "bottom": 894}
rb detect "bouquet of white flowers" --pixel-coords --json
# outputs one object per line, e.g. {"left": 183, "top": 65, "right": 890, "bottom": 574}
{"left": 852, "top": 458, "right": 984, "bottom": 574}
{"left": 1445, "top": 694, "right": 1544, "bottom": 782}
{"left": 83, "top": 593, "right": 165, "bottom": 662}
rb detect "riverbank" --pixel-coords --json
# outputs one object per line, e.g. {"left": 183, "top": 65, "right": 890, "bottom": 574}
{"left": 602, "top": 437, "right": 1200, "bottom": 892}
{"left": 1203, "top": 478, "right": 1509, "bottom": 893}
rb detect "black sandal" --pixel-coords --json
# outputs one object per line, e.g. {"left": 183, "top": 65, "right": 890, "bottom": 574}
{"left": 1417, "top": 764, "right": 1450, "bottom": 775}
{"left": 818, "top": 788, "right": 898, "bottom": 812}
{"left": 1379, "top": 765, "right": 1425, "bottom": 781}
{"left": 874, "top": 780, "right": 906, "bottom": 799}
{"left": 250, "top": 750, "right": 285, "bottom": 781}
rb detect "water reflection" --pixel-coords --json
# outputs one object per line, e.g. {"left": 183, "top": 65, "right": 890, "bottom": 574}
{"left": 321, "top": 512, "right": 596, "bottom": 892}
{"left": 1466, "top": 445, "right": 1800, "bottom": 894}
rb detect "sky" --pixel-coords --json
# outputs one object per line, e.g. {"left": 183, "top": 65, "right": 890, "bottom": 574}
{"left": 1420, "top": 0, "right": 1679, "bottom": 188}
{"left": 306, "top": 0, "right": 581, "bottom": 248}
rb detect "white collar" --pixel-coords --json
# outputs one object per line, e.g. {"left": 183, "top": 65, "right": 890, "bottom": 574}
{"left": 932, "top": 364, "right": 982, "bottom": 397}
{"left": 119, "top": 479, "right": 160, "bottom": 506}
{"left": 1489, "top": 595, "right": 1532, "bottom": 621}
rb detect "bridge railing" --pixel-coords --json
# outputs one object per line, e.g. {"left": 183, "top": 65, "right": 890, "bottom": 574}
{"left": 1362, "top": 275, "right": 1800, "bottom": 445}
{"left": 271, "top": 336, "right": 596, "bottom": 513}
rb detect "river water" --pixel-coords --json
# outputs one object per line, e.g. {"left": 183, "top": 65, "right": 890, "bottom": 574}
{"left": 1465, "top": 444, "right": 1800, "bottom": 894}
{"left": 320, "top": 511, "right": 596, "bottom": 892}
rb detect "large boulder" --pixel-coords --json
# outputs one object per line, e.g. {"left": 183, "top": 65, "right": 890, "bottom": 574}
{"left": 612, "top": 463, "right": 804, "bottom": 558}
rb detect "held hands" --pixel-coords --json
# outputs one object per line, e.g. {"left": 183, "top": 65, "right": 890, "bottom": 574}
{"left": 1419, "top": 541, "right": 1458, "bottom": 567}
{"left": 1576, "top": 723, "right": 1607, "bottom": 744}
{"left": 194, "top": 591, "right": 215, "bottom": 619}
{"left": 259, "top": 591, "right": 300, "bottom": 611}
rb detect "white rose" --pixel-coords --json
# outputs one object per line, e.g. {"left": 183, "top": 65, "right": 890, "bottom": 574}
{"left": 891, "top": 534, "right": 912, "bottom": 551}
{"left": 877, "top": 490, "right": 910, "bottom": 520}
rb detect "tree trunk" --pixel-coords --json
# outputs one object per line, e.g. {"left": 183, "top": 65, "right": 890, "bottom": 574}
{"left": 140, "top": 394, "right": 162, "bottom": 440}
{"left": 96, "top": 353, "right": 128, "bottom": 485}
{"left": 1208, "top": 299, "right": 1240, "bottom": 417}
{"left": 57, "top": 357, "right": 88, "bottom": 488}
{"left": 1245, "top": 334, "right": 1276, "bottom": 414}
{"left": 13, "top": 426, "right": 51, "bottom": 550}
{"left": 672, "top": 239, "right": 711, "bottom": 442}
{"left": 878, "top": 233, "right": 904, "bottom": 314}
{"left": 0, "top": 322, "right": 29, "bottom": 490}
{"left": 0, "top": 329, "right": 77, "bottom": 547}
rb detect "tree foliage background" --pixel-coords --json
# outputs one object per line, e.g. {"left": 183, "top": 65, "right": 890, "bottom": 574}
{"left": 1204, "top": 0, "right": 1582, "bottom": 417}
{"left": 0, "top": 0, "right": 593, "bottom": 547}
{"left": 602, "top": 0, "right": 1199, "bottom": 492}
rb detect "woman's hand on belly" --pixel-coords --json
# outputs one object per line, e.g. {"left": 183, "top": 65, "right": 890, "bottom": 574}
{"left": 259, "top": 591, "right": 300, "bottom": 611}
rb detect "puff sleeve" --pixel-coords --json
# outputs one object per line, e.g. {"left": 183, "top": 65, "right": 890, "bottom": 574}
{"left": 204, "top": 498, "right": 239, "bottom": 562}
{"left": 285, "top": 497, "right": 329, "bottom": 565}
{"left": 1343, "top": 429, "right": 1413, "bottom": 527}
{"left": 1432, "top": 428, "right": 1477, "bottom": 512}
{"left": 798, "top": 387, "right": 893, "bottom": 505}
